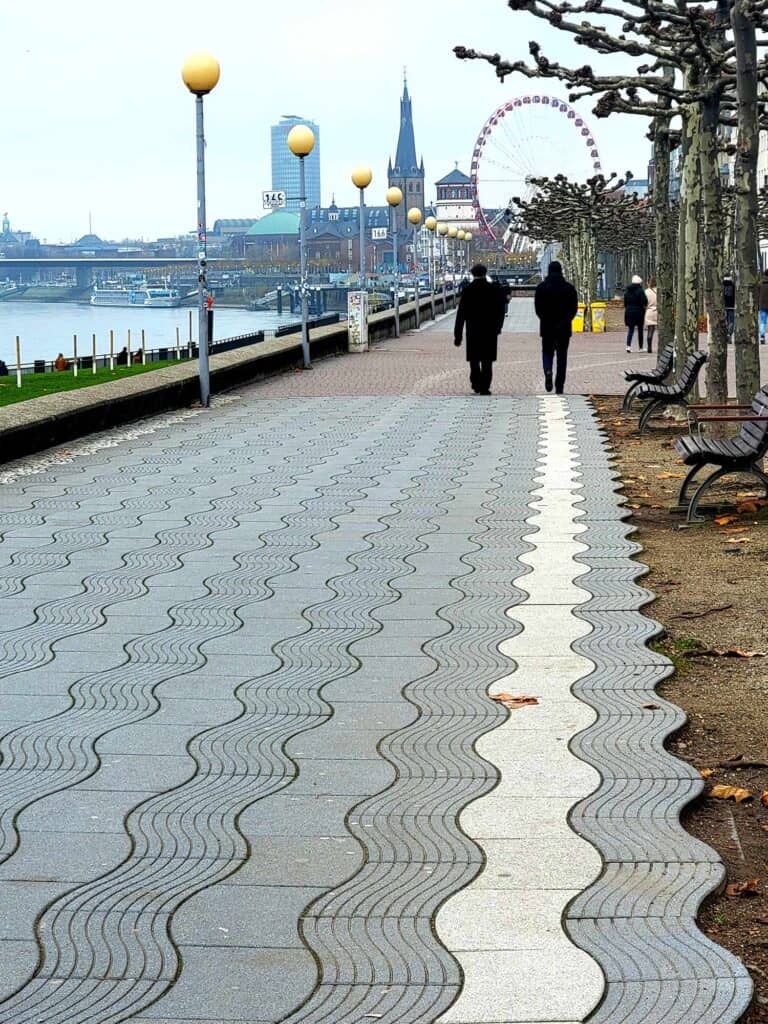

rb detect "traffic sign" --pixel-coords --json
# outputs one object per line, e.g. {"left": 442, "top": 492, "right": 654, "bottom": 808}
{"left": 262, "top": 190, "right": 287, "bottom": 210}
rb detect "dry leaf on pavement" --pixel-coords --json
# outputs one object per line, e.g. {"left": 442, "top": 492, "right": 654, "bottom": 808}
{"left": 715, "top": 515, "right": 739, "bottom": 526}
{"left": 710, "top": 784, "right": 753, "bottom": 803}
{"left": 657, "top": 471, "right": 685, "bottom": 479}
{"left": 761, "top": 792, "right": 768, "bottom": 807}
{"left": 692, "top": 648, "right": 767, "bottom": 658}
{"left": 490, "top": 693, "right": 539, "bottom": 710}
{"left": 700, "top": 768, "right": 716, "bottom": 778}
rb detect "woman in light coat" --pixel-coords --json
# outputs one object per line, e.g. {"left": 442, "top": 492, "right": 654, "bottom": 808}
{"left": 645, "top": 276, "right": 658, "bottom": 353}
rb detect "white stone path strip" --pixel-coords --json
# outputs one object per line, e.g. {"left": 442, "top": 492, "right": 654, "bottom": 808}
{"left": 436, "top": 396, "right": 606, "bottom": 1023}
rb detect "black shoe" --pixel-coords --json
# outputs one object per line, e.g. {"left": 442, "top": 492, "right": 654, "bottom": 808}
{"left": 544, "top": 371, "right": 553, "bottom": 393}
{"left": 479, "top": 389, "right": 492, "bottom": 395}
{"left": 556, "top": 388, "right": 564, "bottom": 395}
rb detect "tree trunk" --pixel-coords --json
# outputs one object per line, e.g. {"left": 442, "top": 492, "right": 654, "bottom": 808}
{"left": 700, "top": 95, "right": 728, "bottom": 406}
{"left": 731, "top": 0, "right": 761, "bottom": 405}
{"left": 654, "top": 112, "right": 675, "bottom": 352}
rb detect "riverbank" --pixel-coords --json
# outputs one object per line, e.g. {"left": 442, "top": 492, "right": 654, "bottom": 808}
{"left": 0, "top": 359, "right": 188, "bottom": 407}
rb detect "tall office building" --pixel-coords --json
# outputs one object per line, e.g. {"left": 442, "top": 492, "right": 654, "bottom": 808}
{"left": 271, "top": 115, "right": 321, "bottom": 211}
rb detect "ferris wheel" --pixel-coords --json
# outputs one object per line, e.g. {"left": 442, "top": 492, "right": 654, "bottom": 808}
{"left": 470, "top": 95, "right": 603, "bottom": 249}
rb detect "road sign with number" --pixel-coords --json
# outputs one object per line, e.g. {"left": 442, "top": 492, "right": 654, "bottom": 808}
{"left": 262, "top": 190, "right": 287, "bottom": 210}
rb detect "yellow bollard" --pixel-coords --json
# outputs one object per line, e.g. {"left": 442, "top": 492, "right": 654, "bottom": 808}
{"left": 73, "top": 334, "right": 78, "bottom": 377}
{"left": 15, "top": 336, "right": 21, "bottom": 389}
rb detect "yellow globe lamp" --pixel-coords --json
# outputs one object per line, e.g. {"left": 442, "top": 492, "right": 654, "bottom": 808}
{"left": 351, "top": 166, "right": 373, "bottom": 189}
{"left": 457, "top": 230, "right": 466, "bottom": 241}
{"left": 287, "top": 124, "right": 316, "bottom": 157}
{"left": 448, "top": 225, "right": 458, "bottom": 238}
{"left": 437, "top": 223, "right": 449, "bottom": 237}
{"left": 407, "top": 207, "right": 423, "bottom": 226}
{"left": 181, "top": 52, "right": 221, "bottom": 96}
{"left": 386, "top": 186, "right": 403, "bottom": 207}
{"left": 425, "top": 215, "right": 437, "bottom": 231}
{"left": 464, "top": 232, "right": 473, "bottom": 242}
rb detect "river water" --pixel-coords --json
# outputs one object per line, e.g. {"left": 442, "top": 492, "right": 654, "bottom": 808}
{"left": 0, "top": 302, "right": 302, "bottom": 366}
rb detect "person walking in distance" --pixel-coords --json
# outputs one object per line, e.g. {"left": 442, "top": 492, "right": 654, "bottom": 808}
{"left": 723, "top": 274, "right": 736, "bottom": 342}
{"left": 644, "top": 276, "right": 658, "bottom": 353}
{"left": 758, "top": 269, "right": 768, "bottom": 344}
{"left": 623, "top": 275, "right": 648, "bottom": 353}
{"left": 534, "top": 260, "right": 578, "bottom": 395}
{"left": 453, "top": 263, "right": 506, "bottom": 395}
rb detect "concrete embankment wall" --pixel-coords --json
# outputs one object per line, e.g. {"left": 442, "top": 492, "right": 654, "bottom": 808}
{"left": 0, "top": 294, "right": 456, "bottom": 466}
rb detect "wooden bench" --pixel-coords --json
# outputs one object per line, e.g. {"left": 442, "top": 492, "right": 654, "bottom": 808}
{"left": 635, "top": 351, "right": 708, "bottom": 434}
{"left": 674, "top": 384, "right": 768, "bottom": 522}
{"left": 621, "top": 343, "right": 674, "bottom": 411}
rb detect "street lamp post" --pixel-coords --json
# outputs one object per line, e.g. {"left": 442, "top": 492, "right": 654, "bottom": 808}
{"left": 407, "top": 207, "right": 423, "bottom": 329}
{"left": 437, "top": 223, "right": 449, "bottom": 309}
{"left": 351, "top": 166, "right": 373, "bottom": 290}
{"left": 386, "top": 186, "right": 403, "bottom": 337}
{"left": 349, "top": 166, "right": 373, "bottom": 352}
{"left": 181, "top": 51, "right": 220, "bottom": 407}
{"left": 287, "top": 124, "right": 316, "bottom": 369}
{"left": 448, "top": 225, "right": 459, "bottom": 302}
{"left": 464, "top": 232, "right": 473, "bottom": 278}
{"left": 457, "top": 230, "right": 466, "bottom": 280}
{"left": 425, "top": 215, "right": 437, "bottom": 320}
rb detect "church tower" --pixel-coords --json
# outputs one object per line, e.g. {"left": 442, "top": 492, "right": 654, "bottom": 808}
{"left": 388, "top": 73, "right": 425, "bottom": 236}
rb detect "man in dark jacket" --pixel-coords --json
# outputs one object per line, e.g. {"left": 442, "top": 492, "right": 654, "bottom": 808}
{"left": 454, "top": 264, "right": 506, "bottom": 394}
{"left": 534, "top": 261, "right": 579, "bottom": 394}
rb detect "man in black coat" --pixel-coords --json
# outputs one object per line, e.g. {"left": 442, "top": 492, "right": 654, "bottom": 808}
{"left": 534, "top": 260, "right": 579, "bottom": 395}
{"left": 453, "top": 264, "right": 506, "bottom": 394}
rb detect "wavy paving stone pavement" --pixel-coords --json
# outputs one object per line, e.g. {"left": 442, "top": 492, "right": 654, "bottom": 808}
{"left": 0, "top": 345, "right": 752, "bottom": 1024}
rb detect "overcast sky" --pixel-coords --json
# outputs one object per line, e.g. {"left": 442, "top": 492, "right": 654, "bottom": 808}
{"left": 3, "top": 0, "right": 651, "bottom": 243}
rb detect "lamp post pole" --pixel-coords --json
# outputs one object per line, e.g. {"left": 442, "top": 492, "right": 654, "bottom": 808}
{"left": 350, "top": 167, "right": 373, "bottom": 351}
{"left": 437, "top": 223, "right": 449, "bottom": 307}
{"left": 181, "top": 52, "right": 220, "bottom": 407}
{"left": 386, "top": 186, "right": 403, "bottom": 337}
{"left": 407, "top": 208, "right": 423, "bottom": 330}
{"left": 425, "top": 215, "right": 437, "bottom": 320}
{"left": 287, "top": 124, "right": 316, "bottom": 369}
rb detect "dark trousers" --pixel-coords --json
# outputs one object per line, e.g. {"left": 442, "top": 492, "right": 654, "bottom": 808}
{"left": 542, "top": 335, "right": 570, "bottom": 393}
{"left": 469, "top": 360, "right": 493, "bottom": 393}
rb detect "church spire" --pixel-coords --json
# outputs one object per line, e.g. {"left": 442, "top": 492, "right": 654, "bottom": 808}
{"left": 392, "top": 73, "right": 420, "bottom": 176}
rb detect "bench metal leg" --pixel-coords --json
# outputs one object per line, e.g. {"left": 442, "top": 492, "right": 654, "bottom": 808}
{"left": 687, "top": 466, "right": 731, "bottom": 522}
{"left": 622, "top": 382, "right": 641, "bottom": 412}
{"left": 678, "top": 463, "right": 705, "bottom": 506}
{"left": 638, "top": 399, "right": 662, "bottom": 435}
{"left": 748, "top": 463, "right": 768, "bottom": 495}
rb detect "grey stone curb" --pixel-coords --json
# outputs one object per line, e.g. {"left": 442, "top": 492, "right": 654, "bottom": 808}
{"left": 563, "top": 397, "right": 752, "bottom": 1024}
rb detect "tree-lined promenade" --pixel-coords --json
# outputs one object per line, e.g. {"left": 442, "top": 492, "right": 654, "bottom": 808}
{"left": 457, "top": 0, "right": 768, "bottom": 406}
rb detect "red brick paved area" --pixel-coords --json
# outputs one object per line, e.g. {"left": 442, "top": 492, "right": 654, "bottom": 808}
{"left": 250, "top": 303, "right": 768, "bottom": 400}
{"left": 253, "top": 312, "right": 634, "bottom": 398}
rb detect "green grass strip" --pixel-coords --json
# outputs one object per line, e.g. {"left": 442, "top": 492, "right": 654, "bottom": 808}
{"left": 0, "top": 359, "right": 193, "bottom": 409}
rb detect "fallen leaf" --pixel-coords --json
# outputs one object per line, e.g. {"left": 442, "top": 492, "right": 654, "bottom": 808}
{"left": 710, "top": 784, "right": 753, "bottom": 803}
{"left": 762, "top": 792, "right": 768, "bottom": 807}
{"left": 657, "top": 471, "right": 685, "bottom": 479}
{"left": 700, "top": 768, "right": 716, "bottom": 778}
{"left": 643, "top": 703, "right": 661, "bottom": 710}
{"left": 671, "top": 604, "right": 733, "bottom": 620}
{"left": 725, "top": 526, "right": 750, "bottom": 533}
{"left": 726, "top": 878, "right": 761, "bottom": 897}
{"left": 724, "top": 537, "right": 750, "bottom": 545}
{"left": 490, "top": 693, "right": 539, "bottom": 710}
{"left": 692, "top": 648, "right": 767, "bottom": 658}
{"left": 737, "top": 500, "right": 762, "bottom": 513}
{"left": 626, "top": 503, "right": 641, "bottom": 510}
{"left": 715, "top": 515, "right": 738, "bottom": 526}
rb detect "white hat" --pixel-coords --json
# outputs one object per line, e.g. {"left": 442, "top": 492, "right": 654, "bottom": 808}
{"left": 631, "top": 274, "right": 643, "bottom": 284}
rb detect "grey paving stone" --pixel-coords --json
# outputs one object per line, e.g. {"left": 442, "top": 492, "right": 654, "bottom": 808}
{"left": 0, "top": 829, "right": 130, "bottom": 883}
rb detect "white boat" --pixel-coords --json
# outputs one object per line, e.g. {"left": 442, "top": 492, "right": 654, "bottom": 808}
{"left": 91, "top": 284, "right": 181, "bottom": 308}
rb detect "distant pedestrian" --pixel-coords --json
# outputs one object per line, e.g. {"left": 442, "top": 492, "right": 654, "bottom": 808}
{"left": 116, "top": 347, "right": 128, "bottom": 366}
{"left": 453, "top": 263, "right": 506, "bottom": 395}
{"left": 0, "top": 359, "right": 8, "bottom": 376}
{"left": 534, "top": 261, "right": 579, "bottom": 395}
{"left": 644, "top": 276, "right": 658, "bottom": 353}
{"left": 724, "top": 274, "right": 736, "bottom": 341}
{"left": 758, "top": 270, "right": 768, "bottom": 344}
{"left": 54, "top": 353, "right": 68, "bottom": 371}
{"left": 624, "top": 275, "right": 648, "bottom": 352}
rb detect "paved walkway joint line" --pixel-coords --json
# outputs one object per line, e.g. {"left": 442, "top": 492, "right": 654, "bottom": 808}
{"left": 436, "top": 396, "right": 605, "bottom": 1024}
